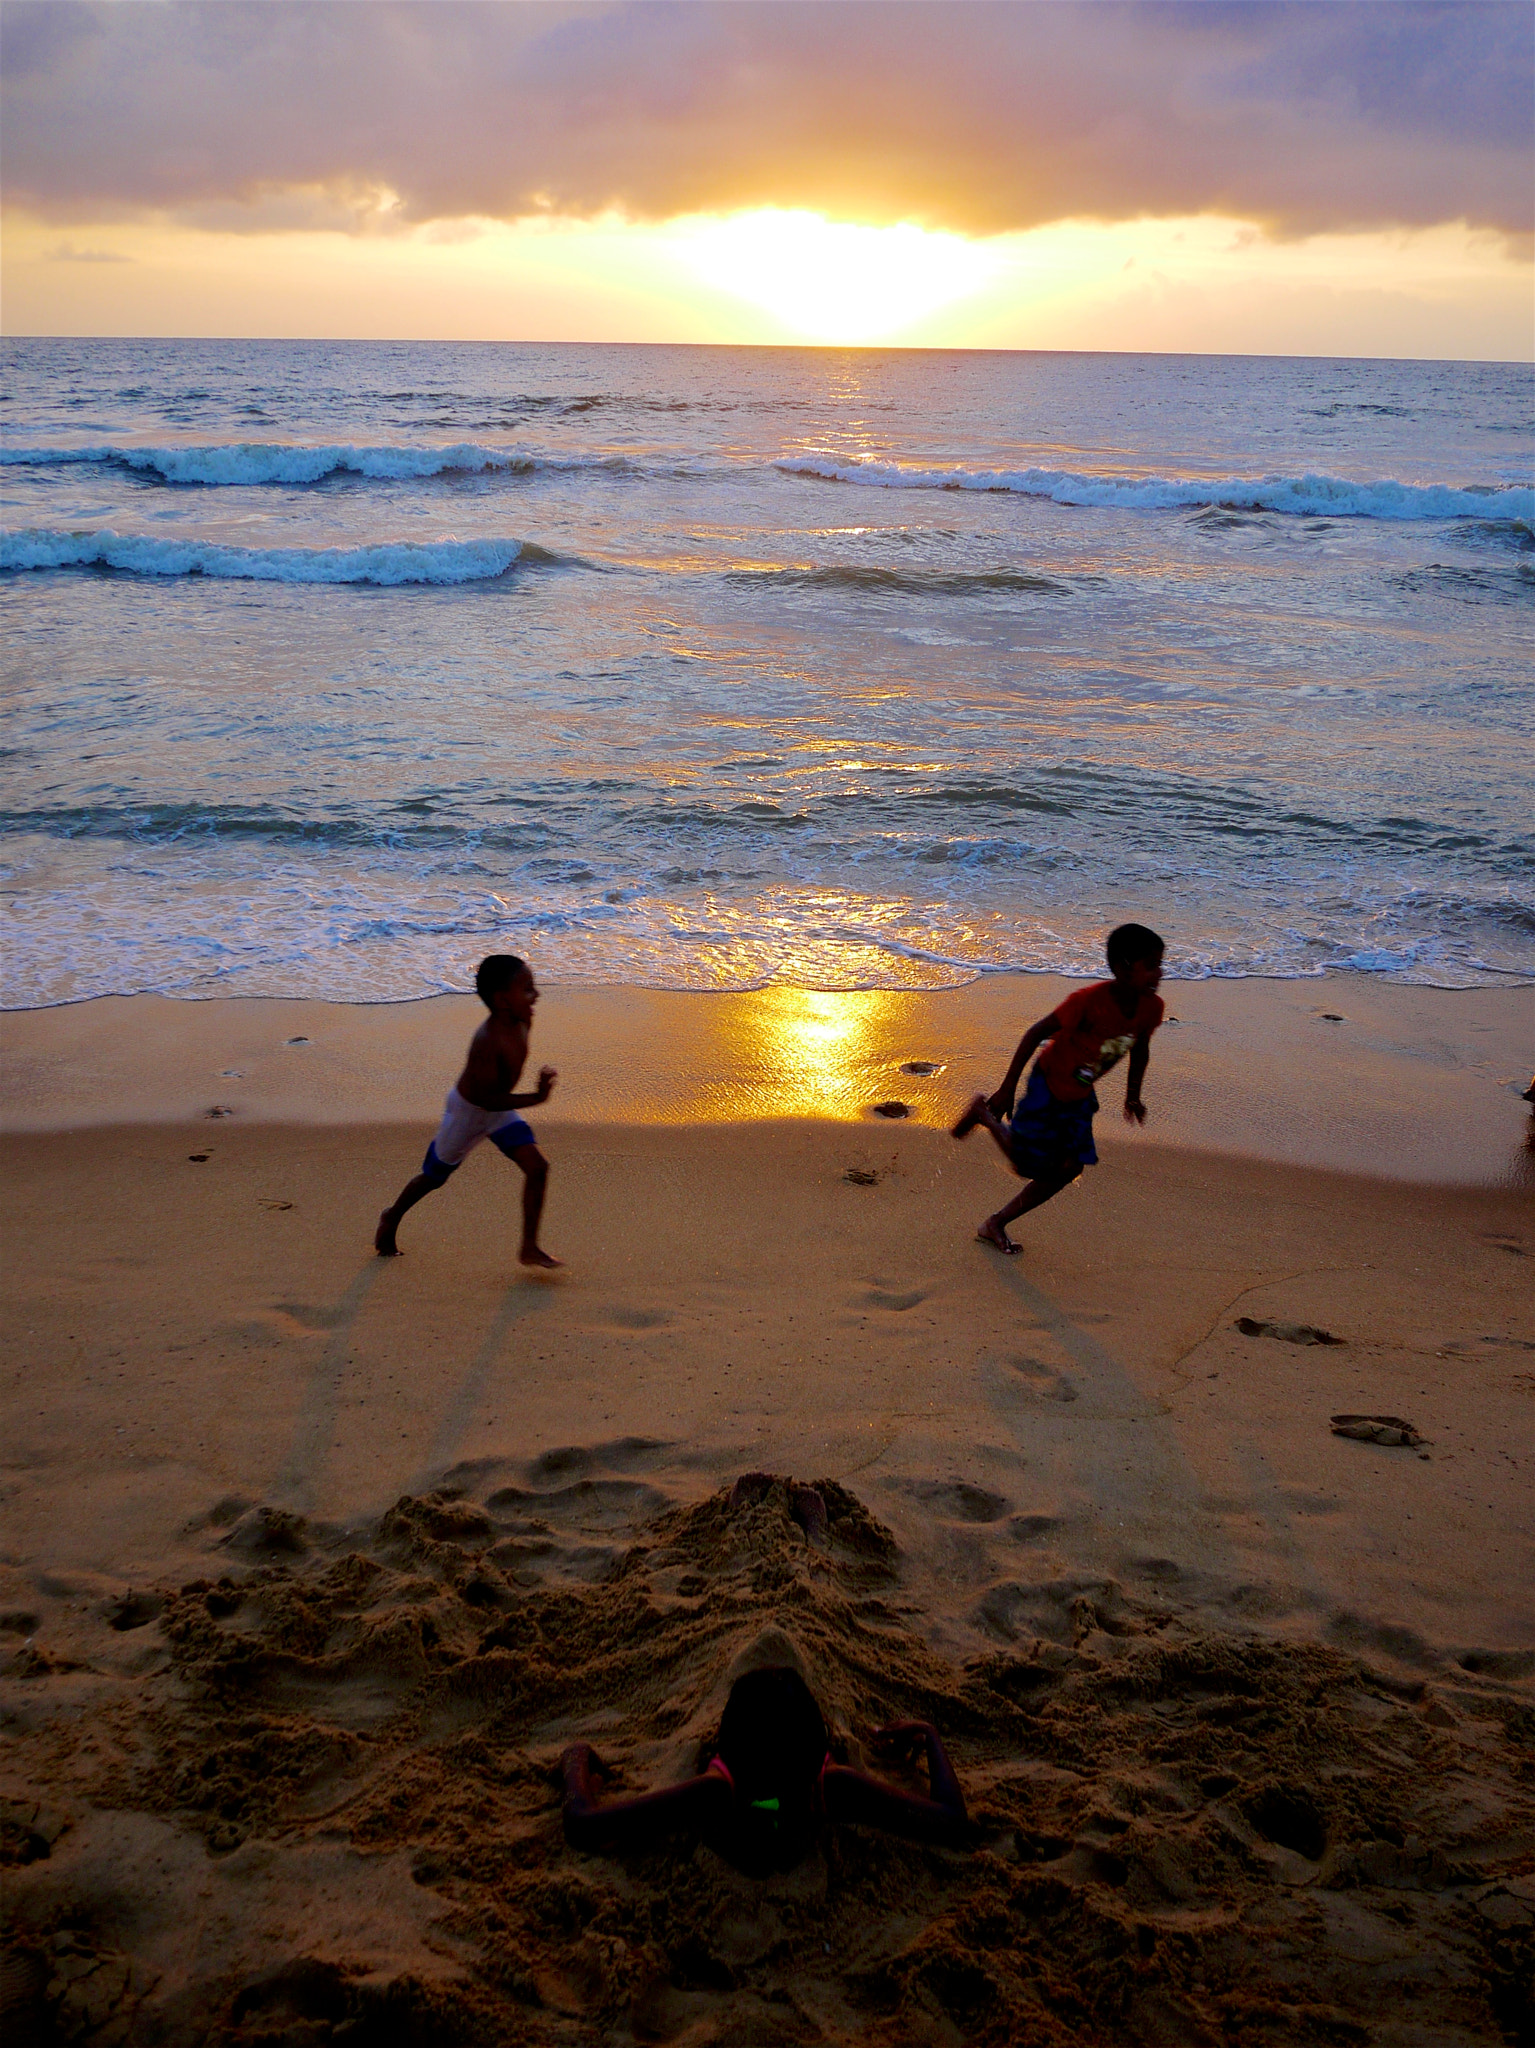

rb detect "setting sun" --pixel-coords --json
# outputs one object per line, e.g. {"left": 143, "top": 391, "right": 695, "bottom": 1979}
{"left": 670, "top": 209, "right": 1002, "bottom": 344}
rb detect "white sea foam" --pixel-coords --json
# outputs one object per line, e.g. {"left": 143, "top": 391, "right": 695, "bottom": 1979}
{"left": 0, "top": 441, "right": 637, "bottom": 486}
{"left": 776, "top": 455, "right": 1535, "bottom": 521}
{"left": 0, "top": 527, "right": 524, "bottom": 584}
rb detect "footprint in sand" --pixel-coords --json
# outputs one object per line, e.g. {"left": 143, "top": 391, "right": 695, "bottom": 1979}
{"left": 893, "top": 1477, "right": 1011, "bottom": 1523}
{"left": 271, "top": 1301, "right": 349, "bottom": 1332}
{"left": 862, "top": 1285, "right": 927, "bottom": 1312}
{"left": 1010, "top": 1357, "right": 1079, "bottom": 1402}
{"left": 522, "top": 1436, "right": 672, "bottom": 1483}
{"left": 1459, "top": 1648, "right": 1535, "bottom": 1680}
{"left": 900, "top": 1060, "right": 945, "bottom": 1076}
{"left": 871, "top": 1100, "right": 911, "bottom": 1118}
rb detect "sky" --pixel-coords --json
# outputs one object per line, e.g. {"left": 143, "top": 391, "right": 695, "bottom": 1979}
{"left": 3, "top": 0, "right": 1532, "bottom": 358}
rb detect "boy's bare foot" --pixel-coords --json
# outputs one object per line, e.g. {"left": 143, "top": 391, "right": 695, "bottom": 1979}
{"left": 519, "top": 1245, "right": 563, "bottom": 1269}
{"left": 952, "top": 1093, "right": 987, "bottom": 1139}
{"left": 976, "top": 1217, "right": 1020, "bottom": 1256}
{"left": 375, "top": 1212, "right": 401, "bottom": 1256}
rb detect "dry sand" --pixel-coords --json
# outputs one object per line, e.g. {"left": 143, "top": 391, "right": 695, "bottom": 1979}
{"left": 2, "top": 984, "right": 1533, "bottom": 2045}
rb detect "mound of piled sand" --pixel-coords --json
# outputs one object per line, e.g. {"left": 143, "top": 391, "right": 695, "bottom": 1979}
{"left": 5, "top": 1467, "right": 1533, "bottom": 2046}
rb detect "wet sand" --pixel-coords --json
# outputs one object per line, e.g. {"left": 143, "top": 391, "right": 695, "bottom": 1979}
{"left": 2, "top": 984, "right": 1533, "bottom": 2044}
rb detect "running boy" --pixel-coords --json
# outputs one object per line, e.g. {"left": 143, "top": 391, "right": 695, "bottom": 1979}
{"left": 952, "top": 923, "right": 1164, "bottom": 1255}
{"left": 374, "top": 954, "right": 561, "bottom": 1267}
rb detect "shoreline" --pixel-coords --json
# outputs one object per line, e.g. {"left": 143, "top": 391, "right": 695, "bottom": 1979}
{"left": 3, "top": 971, "right": 1530, "bottom": 1186}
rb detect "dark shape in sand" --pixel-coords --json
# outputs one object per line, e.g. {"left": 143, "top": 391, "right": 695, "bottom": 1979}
{"left": 1236, "top": 1316, "right": 1344, "bottom": 1346}
{"left": 1331, "top": 1413, "right": 1427, "bottom": 1448}
{"left": 900, "top": 1060, "right": 943, "bottom": 1076}
{"left": 843, "top": 1167, "right": 880, "bottom": 1186}
{"left": 871, "top": 1100, "right": 911, "bottom": 1119}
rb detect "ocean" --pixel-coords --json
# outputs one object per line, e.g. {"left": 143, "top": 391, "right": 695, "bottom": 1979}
{"left": 1, "top": 338, "right": 1531, "bottom": 1007}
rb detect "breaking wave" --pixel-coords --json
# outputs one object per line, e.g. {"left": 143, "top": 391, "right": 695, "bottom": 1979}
{"left": 0, "top": 527, "right": 525, "bottom": 585}
{"left": 776, "top": 456, "right": 1535, "bottom": 522}
{"left": 0, "top": 441, "right": 647, "bottom": 487}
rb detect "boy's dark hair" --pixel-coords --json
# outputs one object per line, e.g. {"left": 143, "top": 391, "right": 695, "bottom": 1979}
{"left": 475, "top": 954, "right": 527, "bottom": 1007}
{"left": 1106, "top": 923, "right": 1164, "bottom": 972}
{"left": 717, "top": 1666, "right": 827, "bottom": 1806}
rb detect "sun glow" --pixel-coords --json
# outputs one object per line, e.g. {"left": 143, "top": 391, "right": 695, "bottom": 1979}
{"left": 671, "top": 209, "right": 1002, "bottom": 344}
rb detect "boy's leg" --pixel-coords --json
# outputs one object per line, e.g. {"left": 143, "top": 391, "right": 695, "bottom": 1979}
{"left": 375, "top": 1143, "right": 457, "bottom": 1254}
{"left": 977, "top": 1160, "right": 1082, "bottom": 1255}
{"left": 953, "top": 1094, "right": 1023, "bottom": 1170}
{"left": 504, "top": 1143, "right": 562, "bottom": 1268}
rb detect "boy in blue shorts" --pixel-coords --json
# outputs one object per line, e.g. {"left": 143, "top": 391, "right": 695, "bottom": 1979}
{"left": 374, "top": 954, "right": 560, "bottom": 1266}
{"left": 952, "top": 923, "right": 1164, "bottom": 1255}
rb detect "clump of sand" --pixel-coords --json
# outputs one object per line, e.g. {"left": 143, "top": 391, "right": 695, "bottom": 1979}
{"left": 4, "top": 1467, "right": 1533, "bottom": 2045}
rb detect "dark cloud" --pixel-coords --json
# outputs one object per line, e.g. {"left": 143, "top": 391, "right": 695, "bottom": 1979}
{"left": 3, "top": 1, "right": 1530, "bottom": 239}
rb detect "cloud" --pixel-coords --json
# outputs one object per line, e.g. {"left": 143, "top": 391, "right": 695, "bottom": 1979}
{"left": 3, "top": 1, "right": 1530, "bottom": 241}
{"left": 47, "top": 241, "right": 131, "bottom": 263}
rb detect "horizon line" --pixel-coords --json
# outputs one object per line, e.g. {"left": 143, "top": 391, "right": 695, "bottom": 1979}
{"left": 3, "top": 334, "right": 1532, "bottom": 369}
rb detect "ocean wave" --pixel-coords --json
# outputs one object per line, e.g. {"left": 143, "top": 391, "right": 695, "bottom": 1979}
{"left": 776, "top": 456, "right": 1535, "bottom": 522}
{"left": 1395, "top": 563, "right": 1535, "bottom": 607}
{"left": 724, "top": 563, "right": 1076, "bottom": 597}
{"left": 0, "top": 527, "right": 524, "bottom": 585}
{"left": 1455, "top": 518, "right": 1534, "bottom": 554}
{"left": 3, "top": 851, "right": 1530, "bottom": 1006}
{"left": 0, "top": 440, "right": 647, "bottom": 487}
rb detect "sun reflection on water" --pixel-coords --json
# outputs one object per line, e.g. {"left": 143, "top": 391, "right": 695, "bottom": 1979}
{"left": 704, "top": 985, "right": 924, "bottom": 1121}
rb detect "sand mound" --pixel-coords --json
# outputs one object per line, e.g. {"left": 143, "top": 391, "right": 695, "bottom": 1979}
{"left": 4, "top": 1466, "right": 1533, "bottom": 2045}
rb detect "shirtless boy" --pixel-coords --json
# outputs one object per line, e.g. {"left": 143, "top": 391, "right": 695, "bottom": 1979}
{"left": 374, "top": 954, "right": 560, "bottom": 1267}
{"left": 952, "top": 923, "right": 1165, "bottom": 1255}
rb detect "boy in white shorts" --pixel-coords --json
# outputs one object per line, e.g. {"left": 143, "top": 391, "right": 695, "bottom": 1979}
{"left": 374, "top": 954, "right": 560, "bottom": 1267}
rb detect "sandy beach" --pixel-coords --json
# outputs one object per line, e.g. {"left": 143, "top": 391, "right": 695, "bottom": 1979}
{"left": 3, "top": 981, "right": 1533, "bottom": 2045}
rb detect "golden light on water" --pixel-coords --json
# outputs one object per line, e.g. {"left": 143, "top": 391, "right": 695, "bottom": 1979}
{"left": 700, "top": 986, "right": 926, "bottom": 1121}
{"left": 671, "top": 209, "right": 1002, "bottom": 344}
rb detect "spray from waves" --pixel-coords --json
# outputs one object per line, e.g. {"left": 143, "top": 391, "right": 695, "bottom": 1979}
{"left": 0, "top": 527, "right": 525, "bottom": 586}
{"left": 776, "top": 455, "right": 1535, "bottom": 522}
{"left": 0, "top": 441, "right": 658, "bottom": 487}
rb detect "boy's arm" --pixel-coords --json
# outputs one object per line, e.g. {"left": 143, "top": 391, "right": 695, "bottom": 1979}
{"left": 988, "top": 1013, "right": 1059, "bottom": 1117}
{"left": 505, "top": 1067, "right": 557, "bottom": 1110}
{"left": 1123, "top": 1035, "right": 1152, "bottom": 1123}
{"left": 561, "top": 1743, "right": 727, "bottom": 1851}
{"left": 823, "top": 1722, "right": 970, "bottom": 1844}
{"left": 459, "top": 1026, "right": 555, "bottom": 1111}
